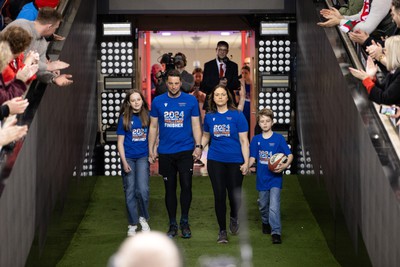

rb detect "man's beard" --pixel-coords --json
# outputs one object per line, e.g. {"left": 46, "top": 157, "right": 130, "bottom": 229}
{"left": 168, "top": 89, "right": 180, "bottom": 96}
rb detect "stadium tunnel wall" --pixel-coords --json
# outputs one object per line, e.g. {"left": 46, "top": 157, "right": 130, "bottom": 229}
{"left": 296, "top": 0, "right": 400, "bottom": 266}
{"left": 0, "top": 0, "right": 98, "bottom": 266}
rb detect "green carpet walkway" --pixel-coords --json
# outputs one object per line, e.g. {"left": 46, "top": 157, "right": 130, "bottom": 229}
{"left": 30, "top": 175, "right": 342, "bottom": 266}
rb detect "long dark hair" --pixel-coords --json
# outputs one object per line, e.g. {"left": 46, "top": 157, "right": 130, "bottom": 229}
{"left": 120, "top": 89, "right": 149, "bottom": 131}
{"left": 207, "top": 85, "right": 237, "bottom": 113}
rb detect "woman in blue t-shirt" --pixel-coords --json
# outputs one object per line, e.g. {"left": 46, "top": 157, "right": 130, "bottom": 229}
{"left": 117, "top": 89, "right": 151, "bottom": 237}
{"left": 200, "top": 85, "right": 249, "bottom": 244}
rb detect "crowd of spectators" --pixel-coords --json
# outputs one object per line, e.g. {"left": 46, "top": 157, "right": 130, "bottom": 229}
{"left": 0, "top": 1, "right": 72, "bottom": 150}
{"left": 319, "top": 0, "right": 400, "bottom": 124}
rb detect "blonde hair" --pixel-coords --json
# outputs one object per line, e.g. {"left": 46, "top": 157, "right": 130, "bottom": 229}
{"left": 384, "top": 35, "right": 400, "bottom": 71}
{"left": 0, "top": 41, "right": 13, "bottom": 71}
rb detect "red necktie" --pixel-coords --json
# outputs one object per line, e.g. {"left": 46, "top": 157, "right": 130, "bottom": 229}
{"left": 219, "top": 63, "right": 224, "bottom": 78}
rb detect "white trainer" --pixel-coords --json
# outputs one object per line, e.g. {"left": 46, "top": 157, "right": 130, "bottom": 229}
{"left": 139, "top": 217, "right": 150, "bottom": 232}
{"left": 127, "top": 225, "right": 137, "bottom": 237}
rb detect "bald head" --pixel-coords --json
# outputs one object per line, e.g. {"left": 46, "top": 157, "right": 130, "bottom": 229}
{"left": 111, "top": 231, "right": 182, "bottom": 267}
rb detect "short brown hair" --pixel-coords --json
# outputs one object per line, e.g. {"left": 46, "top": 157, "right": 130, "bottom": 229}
{"left": 0, "top": 26, "right": 32, "bottom": 55}
{"left": 36, "top": 6, "right": 62, "bottom": 25}
{"left": 257, "top": 108, "right": 274, "bottom": 122}
{"left": 393, "top": 0, "right": 400, "bottom": 9}
{"left": 241, "top": 65, "right": 250, "bottom": 72}
{"left": 217, "top": 41, "right": 229, "bottom": 49}
{"left": 192, "top": 67, "right": 203, "bottom": 75}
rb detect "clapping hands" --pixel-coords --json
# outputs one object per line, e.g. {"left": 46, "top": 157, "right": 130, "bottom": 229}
{"left": 16, "top": 64, "right": 39, "bottom": 83}
{"left": 317, "top": 7, "right": 343, "bottom": 28}
{"left": 349, "top": 56, "right": 377, "bottom": 81}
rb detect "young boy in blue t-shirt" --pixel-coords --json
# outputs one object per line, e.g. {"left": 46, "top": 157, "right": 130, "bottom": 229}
{"left": 248, "top": 108, "right": 293, "bottom": 244}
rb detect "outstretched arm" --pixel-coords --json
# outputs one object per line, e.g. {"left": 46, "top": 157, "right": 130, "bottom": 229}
{"left": 191, "top": 116, "right": 203, "bottom": 160}
{"left": 239, "top": 131, "right": 250, "bottom": 175}
{"left": 148, "top": 117, "right": 159, "bottom": 163}
{"left": 117, "top": 135, "right": 131, "bottom": 173}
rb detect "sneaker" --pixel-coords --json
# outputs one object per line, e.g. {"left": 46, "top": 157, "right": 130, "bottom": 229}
{"left": 262, "top": 223, "right": 271, "bottom": 234}
{"left": 180, "top": 223, "right": 192, "bottom": 238}
{"left": 167, "top": 224, "right": 178, "bottom": 238}
{"left": 139, "top": 217, "right": 150, "bottom": 232}
{"left": 229, "top": 217, "right": 239, "bottom": 235}
{"left": 272, "top": 234, "right": 282, "bottom": 244}
{"left": 127, "top": 225, "right": 137, "bottom": 237}
{"left": 217, "top": 230, "right": 228, "bottom": 244}
{"left": 194, "top": 159, "right": 205, "bottom": 167}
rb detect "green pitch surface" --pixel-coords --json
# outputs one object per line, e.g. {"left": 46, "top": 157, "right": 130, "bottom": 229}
{"left": 28, "top": 175, "right": 341, "bottom": 266}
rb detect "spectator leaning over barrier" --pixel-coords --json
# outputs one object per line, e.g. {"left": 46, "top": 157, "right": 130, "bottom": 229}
{"left": 0, "top": 38, "right": 38, "bottom": 104}
{"left": 0, "top": 41, "right": 29, "bottom": 147}
{"left": 16, "top": 0, "right": 65, "bottom": 41}
{"left": 0, "top": 25, "right": 39, "bottom": 85}
{"left": 4, "top": 7, "right": 72, "bottom": 87}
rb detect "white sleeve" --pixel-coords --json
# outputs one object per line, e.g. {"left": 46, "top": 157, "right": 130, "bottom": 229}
{"left": 350, "top": 0, "right": 391, "bottom": 34}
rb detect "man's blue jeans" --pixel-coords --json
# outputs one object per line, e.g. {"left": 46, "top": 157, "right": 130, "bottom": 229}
{"left": 258, "top": 187, "right": 281, "bottom": 235}
{"left": 121, "top": 157, "right": 150, "bottom": 225}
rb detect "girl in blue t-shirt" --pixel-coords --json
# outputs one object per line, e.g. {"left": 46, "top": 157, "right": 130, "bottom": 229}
{"left": 117, "top": 89, "right": 151, "bottom": 237}
{"left": 200, "top": 85, "right": 249, "bottom": 244}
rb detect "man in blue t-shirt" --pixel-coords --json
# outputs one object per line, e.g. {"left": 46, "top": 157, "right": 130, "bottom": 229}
{"left": 148, "top": 69, "right": 202, "bottom": 239}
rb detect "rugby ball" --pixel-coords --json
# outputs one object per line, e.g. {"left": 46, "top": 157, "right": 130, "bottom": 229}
{"left": 268, "top": 153, "right": 288, "bottom": 171}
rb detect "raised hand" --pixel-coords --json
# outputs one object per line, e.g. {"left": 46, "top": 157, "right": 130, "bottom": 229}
{"left": 3, "top": 97, "right": 29, "bottom": 115}
{"left": 53, "top": 74, "right": 73, "bottom": 87}
{"left": 366, "top": 40, "right": 383, "bottom": 61}
{"left": 47, "top": 60, "right": 70, "bottom": 72}
{"left": 16, "top": 64, "right": 39, "bottom": 82}
{"left": 365, "top": 56, "right": 378, "bottom": 78}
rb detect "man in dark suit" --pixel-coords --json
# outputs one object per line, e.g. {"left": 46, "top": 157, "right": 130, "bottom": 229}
{"left": 201, "top": 41, "right": 240, "bottom": 110}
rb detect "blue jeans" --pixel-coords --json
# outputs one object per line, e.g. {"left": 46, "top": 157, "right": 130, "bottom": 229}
{"left": 258, "top": 187, "right": 281, "bottom": 235}
{"left": 122, "top": 157, "right": 150, "bottom": 225}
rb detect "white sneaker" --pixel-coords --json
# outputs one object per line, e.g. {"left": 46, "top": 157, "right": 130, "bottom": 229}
{"left": 139, "top": 217, "right": 150, "bottom": 232}
{"left": 127, "top": 225, "right": 137, "bottom": 236}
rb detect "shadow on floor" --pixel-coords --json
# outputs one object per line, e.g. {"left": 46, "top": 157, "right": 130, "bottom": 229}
{"left": 297, "top": 174, "right": 372, "bottom": 267}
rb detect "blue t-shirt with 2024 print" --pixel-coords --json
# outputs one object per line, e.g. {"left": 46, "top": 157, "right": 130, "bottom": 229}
{"left": 116, "top": 114, "right": 149, "bottom": 159}
{"left": 250, "top": 132, "right": 292, "bottom": 191}
{"left": 150, "top": 92, "right": 199, "bottom": 154}
{"left": 204, "top": 109, "right": 248, "bottom": 163}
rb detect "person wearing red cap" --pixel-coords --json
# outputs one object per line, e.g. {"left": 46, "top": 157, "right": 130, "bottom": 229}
{"left": 16, "top": 0, "right": 60, "bottom": 21}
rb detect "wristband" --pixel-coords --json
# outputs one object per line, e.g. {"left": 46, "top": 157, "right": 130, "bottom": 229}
{"left": 195, "top": 144, "right": 203, "bottom": 149}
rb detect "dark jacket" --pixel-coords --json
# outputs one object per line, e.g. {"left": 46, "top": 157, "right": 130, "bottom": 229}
{"left": 369, "top": 69, "right": 400, "bottom": 105}
{"left": 200, "top": 58, "right": 240, "bottom": 103}
{"left": 0, "top": 73, "right": 27, "bottom": 105}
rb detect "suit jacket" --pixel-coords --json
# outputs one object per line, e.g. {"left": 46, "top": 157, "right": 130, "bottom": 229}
{"left": 200, "top": 58, "right": 240, "bottom": 104}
